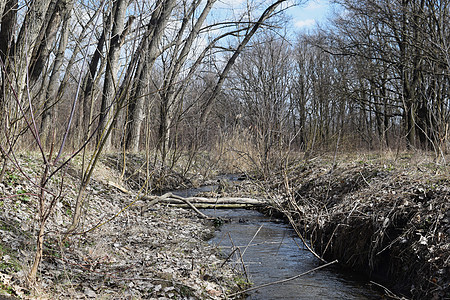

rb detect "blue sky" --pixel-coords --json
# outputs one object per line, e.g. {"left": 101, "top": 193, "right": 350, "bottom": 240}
{"left": 215, "top": 0, "right": 333, "bottom": 31}
{"left": 288, "top": 0, "right": 332, "bottom": 29}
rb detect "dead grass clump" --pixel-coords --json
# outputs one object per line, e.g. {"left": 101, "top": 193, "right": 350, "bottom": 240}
{"left": 278, "top": 155, "right": 449, "bottom": 299}
{"left": 211, "top": 127, "right": 261, "bottom": 175}
{"left": 102, "top": 153, "right": 191, "bottom": 192}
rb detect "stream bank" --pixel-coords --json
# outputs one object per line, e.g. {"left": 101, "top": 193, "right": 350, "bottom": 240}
{"left": 1, "top": 152, "right": 448, "bottom": 299}
{"left": 263, "top": 155, "right": 449, "bottom": 300}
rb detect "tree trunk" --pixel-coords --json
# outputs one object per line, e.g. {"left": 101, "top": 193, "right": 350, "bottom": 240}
{"left": 126, "top": 0, "right": 176, "bottom": 152}
{"left": 14, "top": 0, "right": 52, "bottom": 103}
{"left": 28, "top": 221, "right": 45, "bottom": 282}
{"left": 0, "top": 1, "right": 6, "bottom": 19}
{"left": 79, "top": 18, "right": 109, "bottom": 144}
{"left": 29, "top": 0, "right": 71, "bottom": 83}
{"left": 0, "top": 0, "right": 17, "bottom": 63}
{"left": 97, "top": 0, "right": 128, "bottom": 151}
{"left": 200, "top": 0, "right": 288, "bottom": 124}
{"left": 0, "top": 0, "right": 18, "bottom": 118}
{"left": 157, "top": 0, "right": 215, "bottom": 161}
{"left": 39, "top": 0, "right": 74, "bottom": 148}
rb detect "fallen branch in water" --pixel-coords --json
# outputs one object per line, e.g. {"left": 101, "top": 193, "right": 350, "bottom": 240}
{"left": 107, "top": 181, "right": 265, "bottom": 216}
{"left": 165, "top": 193, "right": 209, "bottom": 219}
{"left": 227, "top": 259, "right": 338, "bottom": 297}
{"left": 369, "top": 281, "right": 410, "bottom": 300}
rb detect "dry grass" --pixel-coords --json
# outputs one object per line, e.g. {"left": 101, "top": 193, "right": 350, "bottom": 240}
{"left": 265, "top": 152, "right": 449, "bottom": 300}
{"left": 211, "top": 127, "right": 261, "bottom": 174}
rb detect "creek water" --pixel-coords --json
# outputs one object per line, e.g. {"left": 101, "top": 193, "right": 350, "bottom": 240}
{"left": 170, "top": 180, "right": 384, "bottom": 299}
{"left": 203, "top": 209, "right": 383, "bottom": 299}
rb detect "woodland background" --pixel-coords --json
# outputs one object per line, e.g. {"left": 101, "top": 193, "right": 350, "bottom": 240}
{"left": 0, "top": 0, "right": 449, "bottom": 285}
{"left": 0, "top": 0, "right": 448, "bottom": 167}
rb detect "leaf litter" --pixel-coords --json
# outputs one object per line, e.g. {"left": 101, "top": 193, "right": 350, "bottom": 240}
{"left": 0, "top": 154, "right": 243, "bottom": 299}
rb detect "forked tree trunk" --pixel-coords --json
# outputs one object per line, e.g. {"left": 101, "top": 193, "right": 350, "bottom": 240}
{"left": 157, "top": 0, "right": 215, "bottom": 161}
{"left": 98, "top": 0, "right": 128, "bottom": 151}
{"left": 40, "top": 0, "right": 74, "bottom": 148}
{"left": 126, "top": 0, "right": 176, "bottom": 152}
{"left": 13, "top": 0, "right": 52, "bottom": 103}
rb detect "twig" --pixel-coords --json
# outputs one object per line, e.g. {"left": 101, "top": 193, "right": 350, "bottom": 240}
{"left": 285, "top": 213, "right": 327, "bottom": 263}
{"left": 227, "top": 233, "right": 249, "bottom": 282}
{"left": 228, "top": 260, "right": 338, "bottom": 297}
{"left": 322, "top": 224, "right": 341, "bottom": 256}
{"left": 219, "top": 241, "right": 283, "bottom": 249}
{"left": 242, "top": 224, "right": 263, "bottom": 257}
{"left": 359, "top": 171, "right": 371, "bottom": 187}
{"left": 370, "top": 280, "right": 410, "bottom": 300}
{"left": 220, "top": 248, "right": 239, "bottom": 268}
{"left": 235, "top": 247, "right": 249, "bottom": 283}
{"left": 346, "top": 202, "right": 359, "bottom": 219}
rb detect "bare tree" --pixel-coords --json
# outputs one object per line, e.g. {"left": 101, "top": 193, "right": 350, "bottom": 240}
{"left": 97, "top": 0, "right": 130, "bottom": 151}
{"left": 125, "top": 0, "right": 177, "bottom": 153}
{"left": 327, "top": 0, "right": 449, "bottom": 151}
{"left": 38, "top": 0, "right": 75, "bottom": 147}
{"left": 227, "top": 32, "right": 294, "bottom": 177}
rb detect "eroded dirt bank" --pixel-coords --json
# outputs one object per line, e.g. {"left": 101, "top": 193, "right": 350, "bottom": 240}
{"left": 266, "top": 155, "right": 449, "bottom": 300}
{"left": 0, "top": 154, "right": 243, "bottom": 299}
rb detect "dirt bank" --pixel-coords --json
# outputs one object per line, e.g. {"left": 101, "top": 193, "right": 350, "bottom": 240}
{"left": 269, "top": 154, "right": 449, "bottom": 299}
{"left": 0, "top": 154, "right": 244, "bottom": 299}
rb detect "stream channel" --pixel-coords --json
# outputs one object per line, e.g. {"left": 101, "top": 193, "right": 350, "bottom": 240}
{"left": 171, "top": 177, "right": 384, "bottom": 299}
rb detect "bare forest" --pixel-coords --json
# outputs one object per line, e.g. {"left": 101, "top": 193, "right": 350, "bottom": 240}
{"left": 0, "top": 0, "right": 449, "bottom": 298}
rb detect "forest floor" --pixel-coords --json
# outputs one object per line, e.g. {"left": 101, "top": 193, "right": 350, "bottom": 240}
{"left": 0, "top": 153, "right": 246, "bottom": 299}
{"left": 0, "top": 151, "right": 449, "bottom": 299}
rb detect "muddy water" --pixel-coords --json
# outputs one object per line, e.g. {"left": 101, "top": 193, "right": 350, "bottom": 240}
{"left": 202, "top": 209, "right": 384, "bottom": 300}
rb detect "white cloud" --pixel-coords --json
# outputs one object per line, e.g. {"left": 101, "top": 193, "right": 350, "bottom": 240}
{"left": 305, "top": 0, "right": 327, "bottom": 10}
{"left": 295, "top": 19, "right": 316, "bottom": 28}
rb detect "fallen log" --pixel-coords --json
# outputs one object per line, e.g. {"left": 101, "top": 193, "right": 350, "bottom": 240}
{"left": 107, "top": 181, "right": 265, "bottom": 216}
{"left": 167, "top": 203, "right": 261, "bottom": 209}
{"left": 163, "top": 197, "right": 265, "bottom": 206}
{"left": 140, "top": 192, "right": 265, "bottom": 206}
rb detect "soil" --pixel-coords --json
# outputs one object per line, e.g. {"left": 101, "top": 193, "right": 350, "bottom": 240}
{"left": 0, "top": 154, "right": 244, "bottom": 299}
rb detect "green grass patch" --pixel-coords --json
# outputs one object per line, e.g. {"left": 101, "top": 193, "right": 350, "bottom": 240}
{"left": 0, "top": 243, "right": 21, "bottom": 272}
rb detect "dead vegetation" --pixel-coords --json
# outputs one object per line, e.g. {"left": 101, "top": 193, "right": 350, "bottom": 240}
{"left": 1, "top": 150, "right": 448, "bottom": 299}
{"left": 267, "top": 153, "right": 449, "bottom": 299}
{"left": 0, "top": 153, "right": 244, "bottom": 299}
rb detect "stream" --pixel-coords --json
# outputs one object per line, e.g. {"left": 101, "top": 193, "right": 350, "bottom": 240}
{"left": 203, "top": 209, "right": 383, "bottom": 299}
{"left": 170, "top": 179, "right": 384, "bottom": 299}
